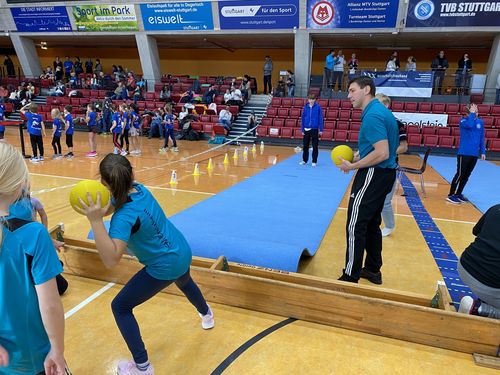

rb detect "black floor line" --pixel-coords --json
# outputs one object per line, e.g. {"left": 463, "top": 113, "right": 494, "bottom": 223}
{"left": 210, "top": 317, "right": 297, "bottom": 375}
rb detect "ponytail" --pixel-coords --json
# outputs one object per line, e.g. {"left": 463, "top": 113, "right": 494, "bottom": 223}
{"left": 99, "top": 154, "right": 133, "bottom": 210}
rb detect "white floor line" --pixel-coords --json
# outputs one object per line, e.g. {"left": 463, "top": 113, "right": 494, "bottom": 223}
{"left": 147, "top": 185, "right": 215, "bottom": 195}
{"left": 30, "top": 172, "right": 85, "bottom": 181}
{"left": 336, "top": 207, "right": 476, "bottom": 225}
{"left": 31, "top": 183, "right": 78, "bottom": 195}
{"left": 64, "top": 282, "right": 115, "bottom": 320}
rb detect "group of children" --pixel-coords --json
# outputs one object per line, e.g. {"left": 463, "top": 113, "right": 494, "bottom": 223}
{"left": 0, "top": 143, "right": 213, "bottom": 374}
{"left": 16, "top": 101, "right": 180, "bottom": 162}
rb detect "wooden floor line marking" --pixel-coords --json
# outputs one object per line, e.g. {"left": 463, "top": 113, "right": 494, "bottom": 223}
{"left": 64, "top": 282, "right": 115, "bottom": 320}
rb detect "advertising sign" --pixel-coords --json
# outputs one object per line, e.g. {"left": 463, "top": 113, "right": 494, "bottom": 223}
{"left": 11, "top": 6, "right": 72, "bottom": 32}
{"left": 218, "top": 0, "right": 299, "bottom": 29}
{"left": 353, "top": 71, "right": 435, "bottom": 98}
{"left": 72, "top": 4, "right": 138, "bottom": 31}
{"left": 407, "top": 0, "right": 500, "bottom": 27}
{"left": 306, "top": 0, "right": 399, "bottom": 29}
{"left": 394, "top": 112, "right": 449, "bottom": 127}
{"left": 141, "top": 2, "right": 213, "bottom": 31}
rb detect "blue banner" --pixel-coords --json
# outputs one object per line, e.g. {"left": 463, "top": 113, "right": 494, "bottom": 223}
{"left": 141, "top": 2, "right": 213, "bottom": 31}
{"left": 11, "top": 6, "right": 72, "bottom": 32}
{"left": 350, "top": 71, "right": 435, "bottom": 98}
{"left": 218, "top": 0, "right": 299, "bottom": 29}
{"left": 306, "top": 0, "right": 399, "bottom": 29}
{"left": 406, "top": 0, "right": 500, "bottom": 27}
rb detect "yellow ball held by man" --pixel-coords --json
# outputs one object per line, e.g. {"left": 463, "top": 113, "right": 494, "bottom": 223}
{"left": 331, "top": 145, "right": 354, "bottom": 166}
{"left": 69, "top": 179, "right": 110, "bottom": 214}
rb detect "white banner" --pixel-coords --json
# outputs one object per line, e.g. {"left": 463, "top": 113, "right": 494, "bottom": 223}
{"left": 393, "top": 112, "right": 449, "bottom": 127}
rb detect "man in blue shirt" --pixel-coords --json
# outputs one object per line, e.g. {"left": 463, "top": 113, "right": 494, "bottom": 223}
{"left": 323, "top": 49, "right": 337, "bottom": 91}
{"left": 300, "top": 94, "right": 323, "bottom": 166}
{"left": 63, "top": 56, "right": 73, "bottom": 80}
{"left": 447, "top": 103, "right": 486, "bottom": 204}
{"left": 337, "top": 76, "right": 399, "bottom": 284}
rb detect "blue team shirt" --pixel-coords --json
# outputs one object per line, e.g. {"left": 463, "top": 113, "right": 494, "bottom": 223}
{"left": 131, "top": 110, "right": 140, "bottom": 129}
{"left": 358, "top": 99, "right": 399, "bottom": 169}
{"left": 87, "top": 111, "right": 97, "bottom": 127}
{"left": 0, "top": 220, "right": 63, "bottom": 373}
{"left": 109, "top": 183, "right": 192, "bottom": 280}
{"left": 164, "top": 114, "right": 174, "bottom": 130}
{"left": 63, "top": 60, "right": 73, "bottom": 72}
{"left": 65, "top": 113, "right": 74, "bottom": 135}
{"left": 25, "top": 112, "right": 43, "bottom": 136}
{"left": 458, "top": 113, "right": 486, "bottom": 157}
{"left": 52, "top": 118, "right": 63, "bottom": 137}
{"left": 112, "top": 112, "right": 122, "bottom": 134}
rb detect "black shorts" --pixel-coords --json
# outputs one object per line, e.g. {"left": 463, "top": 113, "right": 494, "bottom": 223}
{"left": 66, "top": 133, "right": 73, "bottom": 147}
{"left": 0, "top": 131, "right": 4, "bottom": 139}
{"left": 88, "top": 126, "right": 97, "bottom": 133}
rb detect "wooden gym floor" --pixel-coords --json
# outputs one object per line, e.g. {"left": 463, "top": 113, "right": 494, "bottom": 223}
{"left": 4, "top": 127, "right": 498, "bottom": 374}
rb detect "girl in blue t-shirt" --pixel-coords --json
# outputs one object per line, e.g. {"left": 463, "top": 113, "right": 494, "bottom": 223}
{"left": 20, "top": 102, "right": 46, "bottom": 163}
{"left": 50, "top": 108, "right": 64, "bottom": 159}
{"left": 63, "top": 105, "right": 74, "bottom": 158}
{"left": 129, "top": 104, "right": 141, "bottom": 156}
{"left": 110, "top": 105, "right": 125, "bottom": 156}
{"left": 77, "top": 154, "right": 214, "bottom": 375}
{"left": 0, "top": 142, "right": 67, "bottom": 374}
{"left": 85, "top": 103, "right": 98, "bottom": 157}
{"left": 161, "top": 105, "right": 178, "bottom": 152}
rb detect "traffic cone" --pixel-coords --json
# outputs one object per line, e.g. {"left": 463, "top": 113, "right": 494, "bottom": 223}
{"left": 223, "top": 153, "right": 229, "bottom": 165}
{"left": 207, "top": 158, "right": 214, "bottom": 170}
{"left": 260, "top": 140, "right": 265, "bottom": 151}
{"left": 252, "top": 143, "right": 257, "bottom": 153}
{"left": 169, "top": 170, "right": 178, "bottom": 185}
{"left": 243, "top": 146, "right": 249, "bottom": 157}
{"left": 233, "top": 148, "right": 239, "bottom": 159}
{"left": 192, "top": 163, "right": 201, "bottom": 176}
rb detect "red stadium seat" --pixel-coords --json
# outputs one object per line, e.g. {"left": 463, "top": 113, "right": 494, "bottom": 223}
{"left": 407, "top": 134, "right": 422, "bottom": 146}
{"left": 436, "top": 127, "right": 451, "bottom": 136}
{"left": 451, "top": 127, "right": 460, "bottom": 136}
{"left": 495, "top": 117, "right": 500, "bottom": 128}
{"left": 200, "top": 115, "right": 210, "bottom": 123}
{"left": 391, "top": 102, "right": 404, "bottom": 111}
{"left": 482, "top": 116, "right": 494, "bottom": 128}
{"left": 328, "top": 99, "right": 340, "bottom": 108}
{"left": 191, "top": 122, "right": 203, "bottom": 132}
{"left": 423, "top": 135, "right": 438, "bottom": 147}
{"left": 324, "top": 120, "right": 336, "bottom": 129}
{"left": 446, "top": 103, "right": 460, "bottom": 114}
{"left": 419, "top": 103, "right": 432, "bottom": 113}
{"left": 293, "top": 128, "right": 303, "bottom": 138}
{"left": 488, "top": 139, "right": 500, "bottom": 151}
{"left": 266, "top": 107, "right": 278, "bottom": 117}
{"left": 271, "top": 97, "right": 281, "bottom": 107}
{"left": 326, "top": 109, "right": 338, "bottom": 120}
{"left": 338, "top": 110, "right": 351, "bottom": 120}
{"left": 273, "top": 118, "right": 284, "bottom": 128}
{"left": 256, "top": 126, "right": 268, "bottom": 137}
{"left": 438, "top": 136, "right": 454, "bottom": 148}
{"left": 213, "top": 125, "right": 227, "bottom": 136}
{"left": 404, "top": 102, "right": 418, "bottom": 112}
{"left": 277, "top": 108, "right": 289, "bottom": 118}
{"left": 340, "top": 100, "right": 351, "bottom": 109}
{"left": 485, "top": 129, "right": 498, "bottom": 138}
{"left": 292, "top": 98, "right": 305, "bottom": 107}
{"left": 477, "top": 104, "right": 490, "bottom": 115}
{"left": 285, "top": 119, "right": 297, "bottom": 127}
{"left": 347, "top": 131, "right": 359, "bottom": 143}
{"left": 334, "top": 130, "right": 348, "bottom": 142}
{"left": 282, "top": 98, "right": 293, "bottom": 107}
{"left": 422, "top": 127, "right": 436, "bottom": 135}
{"left": 321, "top": 129, "right": 333, "bottom": 140}
{"left": 261, "top": 118, "right": 273, "bottom": 127}
{"left": 287, "top": 108, "right": 300, "bottom": 118}
{"left": 317, "top": 99, "right": 328, "bottom": 108}
{"left": 280, "top": 127, "right": 293, "bottom": 138}
{"left": 350, "top": 121, "right": 361, "bottom": 131}
{"left": 448, "top": 115, "right": 461, "bottom": 126}
{"left": 268, "top": 127, "right": 280, "bottom": 138}
{"left": 432, "top": 103, "right": 446, "bottom": 113}
{"left": 336, "top": 121, "right": 349, "bottom": 130}
{"left": 490, "top": 105, "right": 500, "bottom": 116}
{"left": 407, "top": 126, "right": 420, "bottom": 134}
{"left": 203, "top": 124, "right": 213, "bottom": 134}
{"left": 351, "top": 110, "right": 362, "bottom": 121}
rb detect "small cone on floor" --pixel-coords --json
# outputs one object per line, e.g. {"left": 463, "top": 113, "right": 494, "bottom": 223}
{"left": 169, "top": 170, "right": 178, "bottom": 185}
{"left": 207, "top": 158, "right": 213, "bottom": 170}
{"left": 232, "top": 148, "right": 238, "bottom": 160}
{"left": 252, "top": 143, "right": 257, "bottom": 153}
{"left": 223, "top": 153, "right": 229, "bottom": 165}
{"left": 260, "top": 141, "right": 265, "bottom": 151}
{"left": 243, "top": 146, "right": 249, "bottom": 157}
{"left": 272, "top": 156, "right": 277, "bottom": 165}
{"left": 192, "top": 163, "right": 201, "bottom": 176}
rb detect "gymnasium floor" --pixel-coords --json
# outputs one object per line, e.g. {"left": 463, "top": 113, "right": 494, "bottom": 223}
{"left": 4, "top": 127, "right": 498, "bottom": 374}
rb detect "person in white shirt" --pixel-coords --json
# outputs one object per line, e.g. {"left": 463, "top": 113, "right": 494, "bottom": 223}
{"left": 333, "top": 50, "right": 346, "bottom": 91}
{"left": 223, "top": 89, "right": 232, "bottom": 104}
{"left": 386, "top": 56, "right": 397, "bottom": 72}
{"left": 218, "top": 105, "right": 232, "bottom": 133}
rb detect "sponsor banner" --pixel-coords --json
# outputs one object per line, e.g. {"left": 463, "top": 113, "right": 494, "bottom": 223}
{"left": 218, "top": 0, "right": 299, "bottom": 29}
{"left": 72, "top": 5, "right": 138, "bottom": 31}
{"left": 11, "top": 6, "right": 72, "bottom": 32}
{"left": 141, "top": 2, "right": 213, "bottom": 31}
{"left": 306, "top": 0, "right": 399, "bottom": 29}
{"left": 407, "top": 0, "right": 500, "bottom": 27}
{"left": 352, "top": 71, "right": 434, "bottom": 98}
{"left": 393, "top": 112, "right": 449, "bottom": 127}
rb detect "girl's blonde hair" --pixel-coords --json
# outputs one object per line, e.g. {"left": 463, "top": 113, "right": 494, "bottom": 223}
{"left": 0, "top": 143, "right": 29, "bottom": 246}
{"left": 375, "top": 93, "right": 391, "bottom": 108}
{"left": 51, "top": 108, "right": 61, "bottom": 119}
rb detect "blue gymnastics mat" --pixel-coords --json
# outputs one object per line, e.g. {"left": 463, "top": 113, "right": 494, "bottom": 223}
{"left": 426, "top": 155, "right": 500, "bottom": 213}
{"left": 170, "top": 151, "right": 353, "bottom": 272}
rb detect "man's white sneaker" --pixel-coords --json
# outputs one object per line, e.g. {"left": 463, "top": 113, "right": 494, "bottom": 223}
{"left": 381, "top": 227, "right": 394, "bottom": 237}
{"left": 312, "top": 163, "right": 317, "bottom": 167}
{"left": 199, "top": 305, "right": 214, "bottom": 330}
{"left": 299, "top": 161, "right": 306, "bottom": 165}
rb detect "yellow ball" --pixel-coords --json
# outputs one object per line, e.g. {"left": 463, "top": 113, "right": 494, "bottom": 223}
{"left": 331, "top": 145, "right": 354, "bottom": 166}
{"left": 69, "top": 179, "right": 110, "bottom": 214}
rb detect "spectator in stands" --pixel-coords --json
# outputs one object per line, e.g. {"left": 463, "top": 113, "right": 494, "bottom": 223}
{"left": 63, "top": 56, "right": 73, "bottom": 80}
{"left": 263, "top": 56, "right": 273, "bottom": 95}
{"left": 126, "top": 72, "right": 136, "bottom": 90}
{"left": 455, "top": 53, "right": 473, "bottom": 95}
{"left": 90, "top": 73, "right": 100, "bottom": 89}
{"left": 333, "top": 50, "right": 346, "bottom": 91}
{"left": 458, "top": 204, "right": 500, "bottom": 320}
{"left": 391, "top": 51, "right": 401, "bottom": 71}
{"left": 55, "top": 66, "right": 63, "bottom": 82}
{"left": 247, "top": 110, "right": 257, "bottom": 137}
{"left": 49, "top": 81, "right": 65, "bottom": 97}
{"left": 274, "top": 78, "right": 286, "bottom": 98}
{"left": 160, "top": 84, "right": 172, "bottom": 102}
{"left": 286, "top": 70, "right": 295, "bottom": 97}
{"left": 227, "top": 88, "right": 244, "bottom": 108}
{"left": 241, "top": 75, "right": 252, "bottom": 100}
{"left": 191, "top": 79, "right": 201, "bottom": 94}
{"left": 202, "top": 85, "right": 217, "bottom": 104}
{"left": 179, "top": 90, "right": 194, "bottom": 104}
{"left": 496, "top": 72, "right": 500, "bottom": 105}
{"left": 53, "top": 56, "right": 63, "bottom": 72}
{"left": 136, "top": 77, "right": 146, "bottom": 89}
{"left": 223, "top": 89, "right": 232, "bottom": 104}
{"left": 348, "top": 53, "right": 359, "bottom": 74}
{"left": 69, "top": 72, "right": 78, "bottom": 88}
{"left": 300, "top": 94, "right": 323, "bottom": 167}
{"left": 94, "top": 58, "right": 102, "bottom": 74}
{"left": 447, "top": 103, "right": 485, "bottom": 204}
{"left": 218, "top": 105, "right": 233, "bottom": 133}
{"left": 85, "top": 58, "right": 93, "bottom": 74}
{"left": 323, "top": 49, "right": 336, "bottom": 91}
{"left": 431, "top": 50, "right": 449, "bottom": 95}
{"left": 405, "top": 56, "right": 417, "bottom": 71}
{"left": 4, "top": 55, "right": 15, "bottom": 77}
{"left": 386, "top": 56, "right": 397, "bottom": 72}
{"left": 26, "top": 82, "right": 35, "bottom": 100}
{"left": 132, "top": 86, "right": 143, "bottom": 105}
{"left": 111, "top": 82, "right": 128, "bottom": 101}
{"left": 74, "top": 57, "right": 83, "bottom": 76}
{"left": 148, "top": 110, "right": 164, "bottom": 139}
{"left": 0, "top": 85, "right": 9, "bottom": 103}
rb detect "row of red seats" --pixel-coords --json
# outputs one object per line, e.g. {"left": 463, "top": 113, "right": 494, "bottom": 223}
{"left": 160, "top": 76, "right": 244, "bottom": 86}
{"left": 262, "top": 118, "right": 361, "bottom": 130}
{"left": 407, "top": 134, "right": 500, "bottom": 151}
{"left": 266, "top": 107, "right": 362, "bottom": 121}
